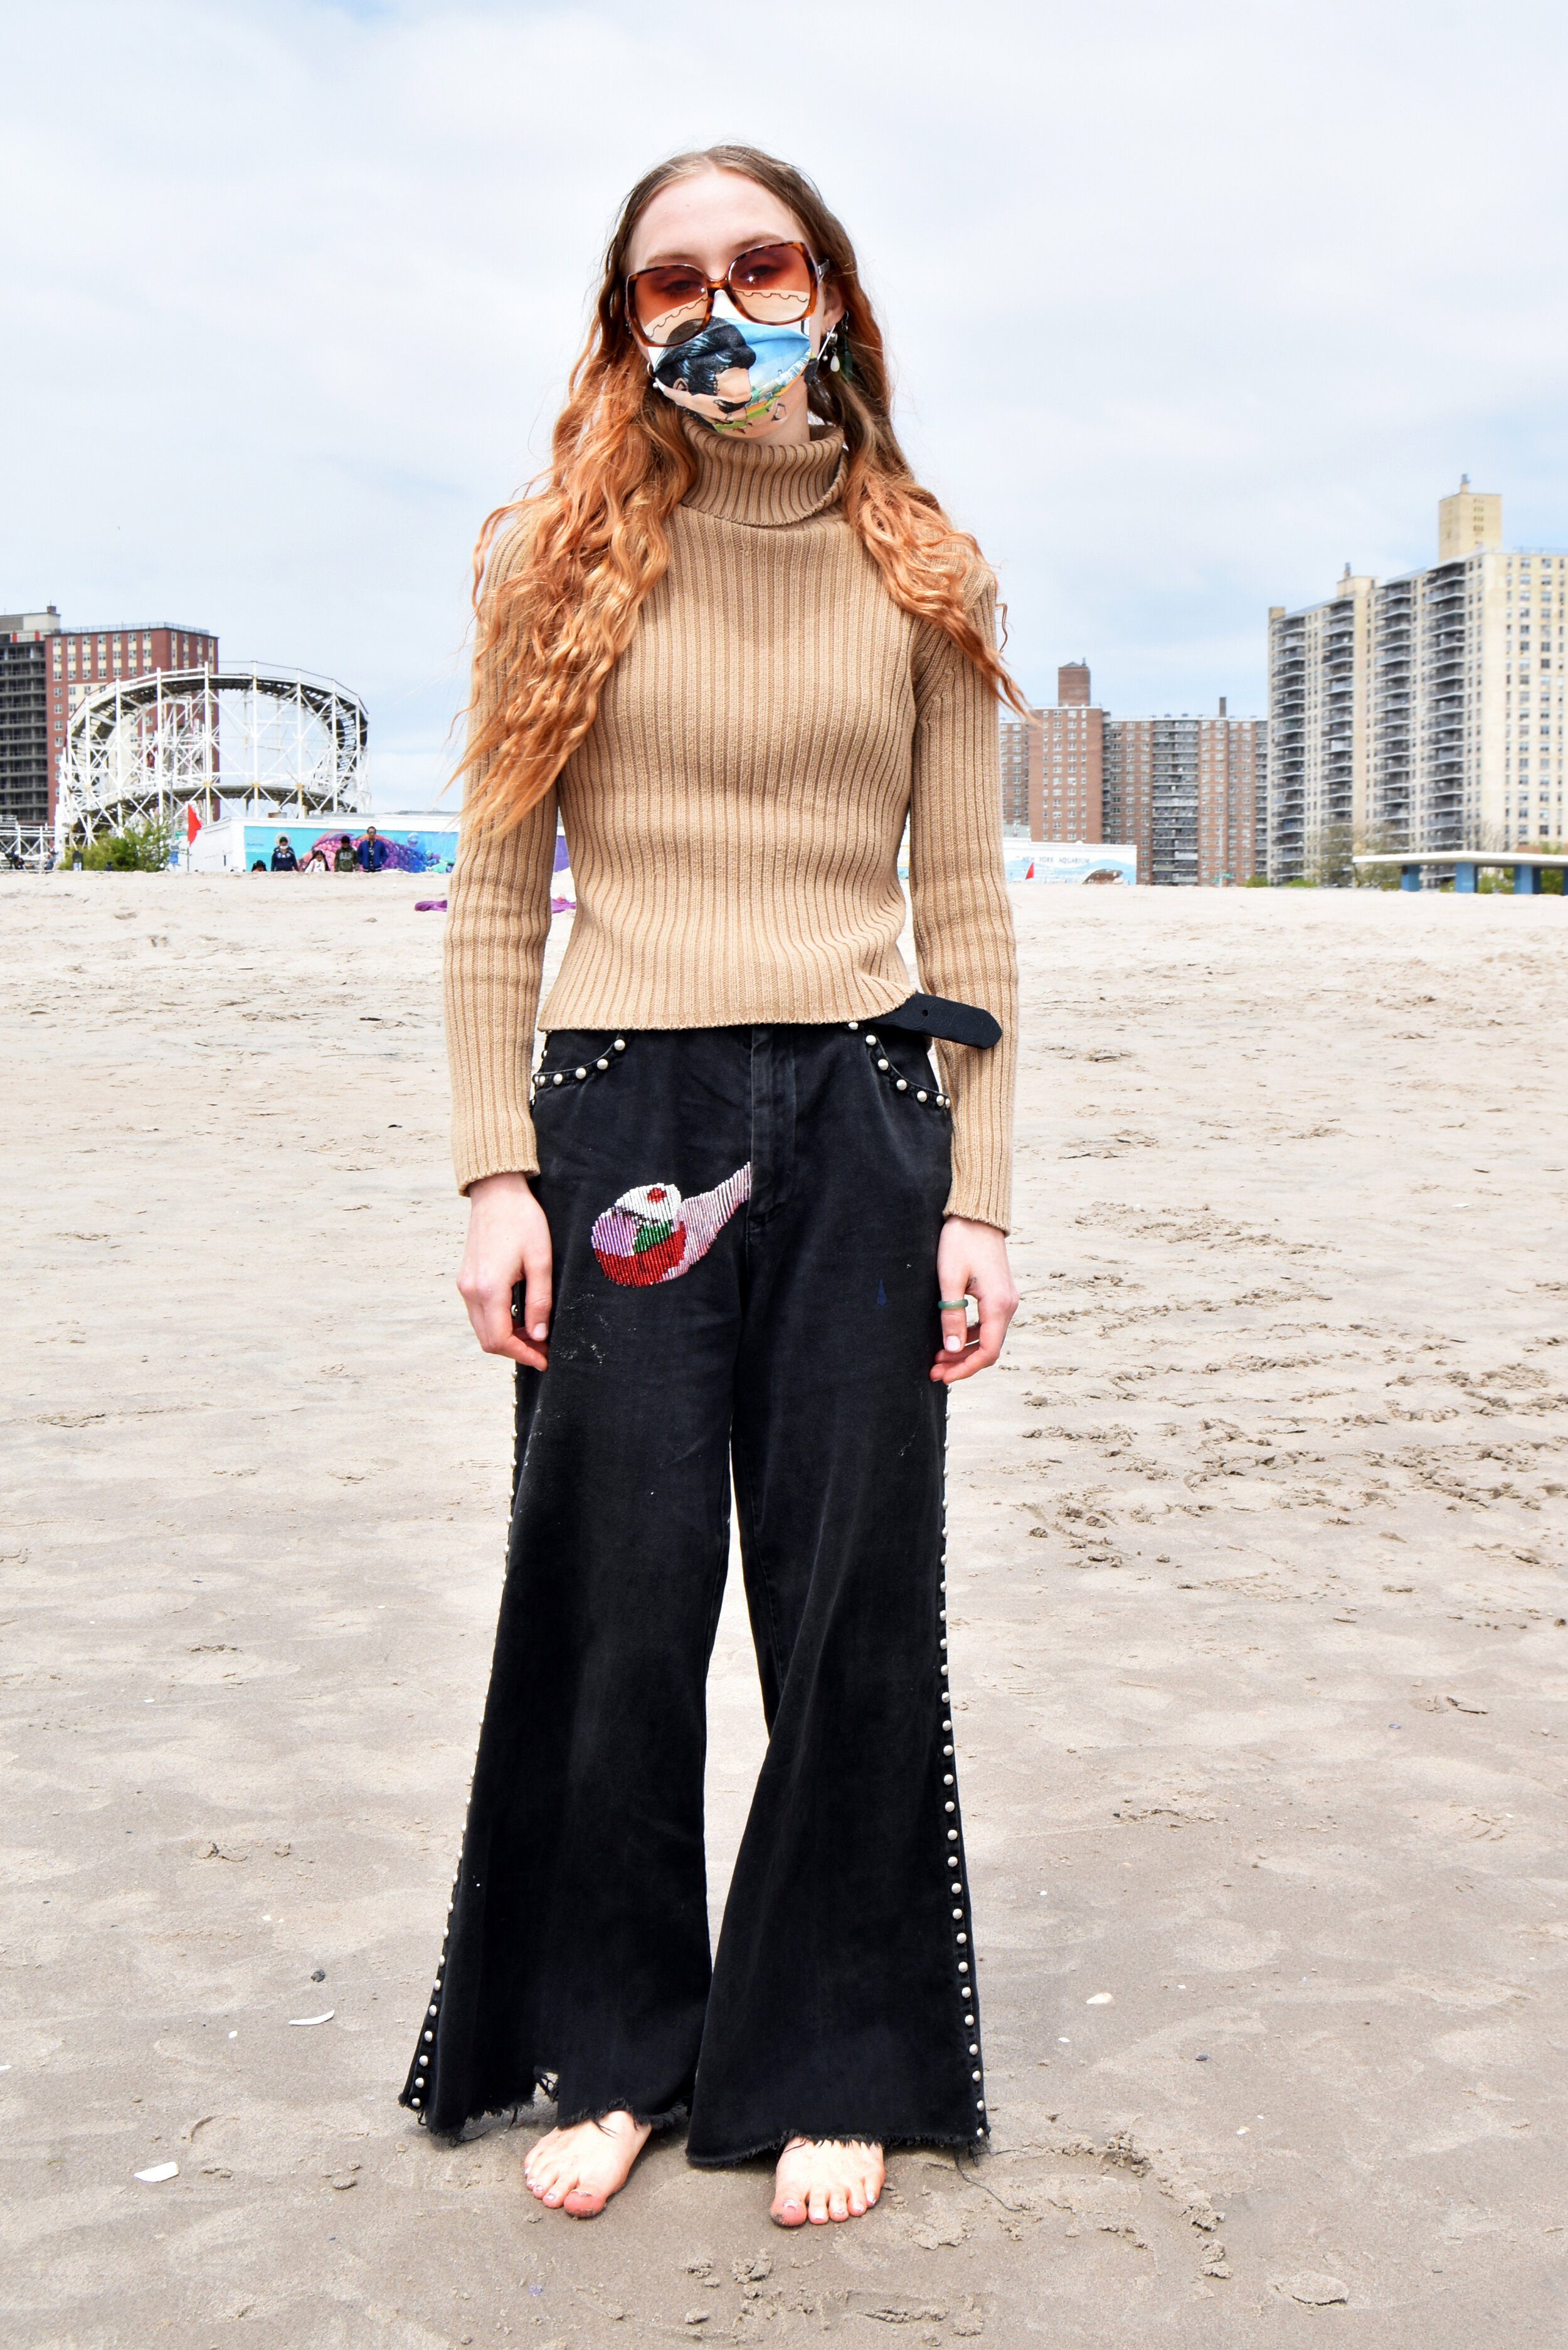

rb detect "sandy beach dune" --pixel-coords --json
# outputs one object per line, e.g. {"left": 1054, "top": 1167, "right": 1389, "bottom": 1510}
{"left": 2, "top": 875, "right": 1564, "bottom": 2347}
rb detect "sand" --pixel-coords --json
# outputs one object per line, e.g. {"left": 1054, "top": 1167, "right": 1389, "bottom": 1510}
{"left": 2, "top": 872, "right": 1565, "bottom": 2349}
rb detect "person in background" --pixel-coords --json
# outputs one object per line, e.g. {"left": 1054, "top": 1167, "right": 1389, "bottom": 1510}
{"left": 270, "top": 834, "right": 299, "bottom": 872}
{"left": 301, "top": 839, "right": 331, "bottom": 874}
{"left": 357, "top": 824, "right": 390, "bottom": 873}
{"left": 334, "top": 836, "right": 359, "bottom": 874}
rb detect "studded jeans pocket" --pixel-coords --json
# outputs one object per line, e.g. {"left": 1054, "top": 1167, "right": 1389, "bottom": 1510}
{"left": 531, "top": 1030, "right": 629, "bottom": 1105}
{"left": 847, "top": 1020, "right": 951, "bottom": 1115}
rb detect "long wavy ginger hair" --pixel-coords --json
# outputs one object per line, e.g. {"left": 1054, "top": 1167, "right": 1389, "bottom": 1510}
{"left": 458, "top": 144, "right": 1025, "bottom": 830}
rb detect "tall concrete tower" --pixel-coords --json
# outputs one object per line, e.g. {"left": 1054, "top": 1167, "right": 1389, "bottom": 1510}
{"left": 1438, "top": 476, "right": 1502, "bottom": 563}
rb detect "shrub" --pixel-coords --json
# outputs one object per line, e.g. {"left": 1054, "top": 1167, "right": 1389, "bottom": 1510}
{"left": 80, "top": 818, "right": 175, "bottom": 872}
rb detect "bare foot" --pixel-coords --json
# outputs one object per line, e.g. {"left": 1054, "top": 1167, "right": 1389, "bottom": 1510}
{"left": 770, "top": 2136, "right": 884, "bottom": 2227}
{"left": 523, "top": 2110, "right": 651, "bottom": 2218}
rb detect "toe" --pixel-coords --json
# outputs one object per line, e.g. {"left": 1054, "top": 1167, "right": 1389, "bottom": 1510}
{"left": 771, "top": 2195, "right": 807, "bottom": 2230}
{"left": 563, "top": 2186, "right": 607, "bottom": 2218}
{"left": 808, "top": 2185, "right": 829, "bottom": 2225}
{"left": 829, "top": 2186, "right": 849, "bottom": 2221}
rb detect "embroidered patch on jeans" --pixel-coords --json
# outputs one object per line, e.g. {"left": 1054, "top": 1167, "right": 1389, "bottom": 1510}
{"left": 591, "top": 1165, "right": 751, "bottom": 1288}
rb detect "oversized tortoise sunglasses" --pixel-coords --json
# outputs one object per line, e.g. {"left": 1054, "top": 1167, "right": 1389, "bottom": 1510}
{"left": 625, "top": 240, "right": 825, "bottom": 350}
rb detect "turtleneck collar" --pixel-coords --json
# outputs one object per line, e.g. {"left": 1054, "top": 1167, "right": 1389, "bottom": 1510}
{"left": 679, "top": 417, "right": 845, "bottom": 528}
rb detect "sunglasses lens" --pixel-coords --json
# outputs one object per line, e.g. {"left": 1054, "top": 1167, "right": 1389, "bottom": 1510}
{"left": 728, "top": 243, "right": 815, "bottom": 322}
{"left": 632, "top": 267, "right": 709, "bottom": 347}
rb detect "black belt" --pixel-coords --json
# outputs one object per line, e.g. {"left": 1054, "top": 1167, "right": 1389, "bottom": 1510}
{"left": 872, "top": 992, "right": 1001, "bottom": 1050}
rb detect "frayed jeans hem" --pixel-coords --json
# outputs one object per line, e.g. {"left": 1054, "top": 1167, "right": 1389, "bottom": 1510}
{"left": 684, "top": 2122, "right": 990, "bottom": 2169}
{"left": 400, "top": 2072, "right": 689, "bottom": 2146}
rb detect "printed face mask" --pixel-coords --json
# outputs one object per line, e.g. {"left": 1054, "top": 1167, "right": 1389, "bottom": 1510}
{"left": 649, "top": 315, "right": 813, "bottom": 435}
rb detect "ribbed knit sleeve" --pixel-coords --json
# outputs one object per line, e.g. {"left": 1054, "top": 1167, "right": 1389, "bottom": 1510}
{"left": 908, "top": 584, "right": 1017, "bottom": 1231}
{"left": 444, "top": 787, "right": 556, "bottom": 1192}
{"left": 443, "top": 516, "right": 557, "bottom": 1192}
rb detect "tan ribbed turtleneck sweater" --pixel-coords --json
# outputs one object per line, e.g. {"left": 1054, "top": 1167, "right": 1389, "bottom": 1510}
{"left": 444, "top": 421, "right": 1017, "bottom": 1231}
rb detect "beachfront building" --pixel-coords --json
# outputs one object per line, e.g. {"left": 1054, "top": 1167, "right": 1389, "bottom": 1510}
{"left": 1103, "top": 711, "right": 1266, "bottom": 887}
{"left": 999, "top": 662, "right": 1103, "bottom": 844}
{"left": 1, "top": 611, "right": 56, "bottom": 830}
{"left": 1041, "top": 662, "right": 1104, "bottom": 846}
{"left": 1002, "top": 661, "right": 1266, "bottom": 884}
{"left": 1266, "top": 482, "right": 1565, "bottom": 880}
{"left": 0, "top": 606, "right": 220, "bottom": 829}
{"left": 999, "top": 705, "right": 1035, "bottom": 830}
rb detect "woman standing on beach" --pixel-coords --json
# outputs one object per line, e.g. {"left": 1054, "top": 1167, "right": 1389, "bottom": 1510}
{"left": 401, "top": 145, "right": 1020, "bottom": 2230}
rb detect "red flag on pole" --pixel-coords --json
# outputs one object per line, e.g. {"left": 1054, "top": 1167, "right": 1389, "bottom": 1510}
{"left": 187, "top": 805, "right": 202, "bottom": 844}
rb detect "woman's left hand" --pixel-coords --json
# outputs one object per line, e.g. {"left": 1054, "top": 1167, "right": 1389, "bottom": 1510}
{"left": 931, "top": 1217, "right": 1019, "bottom": 1385}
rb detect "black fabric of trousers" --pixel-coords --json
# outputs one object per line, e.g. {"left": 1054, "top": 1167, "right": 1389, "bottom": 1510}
{"left": 400, "top": 1023, "right": 987, "bottom": 2162}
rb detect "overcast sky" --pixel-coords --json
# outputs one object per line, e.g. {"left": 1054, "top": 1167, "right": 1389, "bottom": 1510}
{"left": 6, "top": 0, "right": 1567, "bottom": 804}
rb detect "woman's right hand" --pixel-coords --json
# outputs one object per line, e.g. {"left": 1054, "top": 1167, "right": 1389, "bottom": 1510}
{"left": 457, "top": 1172, "right": 554, "bottom": 1370}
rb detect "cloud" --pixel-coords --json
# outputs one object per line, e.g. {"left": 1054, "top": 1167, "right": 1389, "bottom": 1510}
{"left": 4, "top": 0, "right": 1566, "bottom": 795}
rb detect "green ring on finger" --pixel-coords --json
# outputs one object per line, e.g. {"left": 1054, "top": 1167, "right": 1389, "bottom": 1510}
{"left": 937, "top": 1298, "right": 970, "bottom": 1311}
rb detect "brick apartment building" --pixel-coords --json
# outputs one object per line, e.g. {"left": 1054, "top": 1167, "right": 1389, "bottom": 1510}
{"left": 999, "top": 662, "right": 1104, "bottom": 841}
{"left": 1002, "top": 662, "right": 1266, "bottom": 884}
{"left": 999, "top": 708, "right": 1034, "bottom": 827}
{"left": 0, "top": 607, "right": 218, "bottom": 828}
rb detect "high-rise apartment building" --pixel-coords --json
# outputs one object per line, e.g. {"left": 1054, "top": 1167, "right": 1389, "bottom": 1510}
{"left": 1000, "top": 663, "right": 1104, "bottom": 841}
{"left": 1267, "top": 482, "right": 1564, "bottom": 879}
{"left": 1002, "top": 663, "right": 1265, "bottom": 883}
{"left": 999, "top": 662, "right": 1104, "bottom": 844}
{"left": 1, "top": 607, "right": 220, "bottom": 827}
{"left": 999, "top": 709, "right": 1035, "bottom": 828}
{"left": 1, "top": 613, "right": 56, "bottom": 829}
{"left": 1040, "top": 662, "right": 1104, "bottom": 845}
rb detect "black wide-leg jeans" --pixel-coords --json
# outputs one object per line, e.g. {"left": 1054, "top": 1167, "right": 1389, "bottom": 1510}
{"left": 400, "top": 1023, "right": 987, "bottom": 2162}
